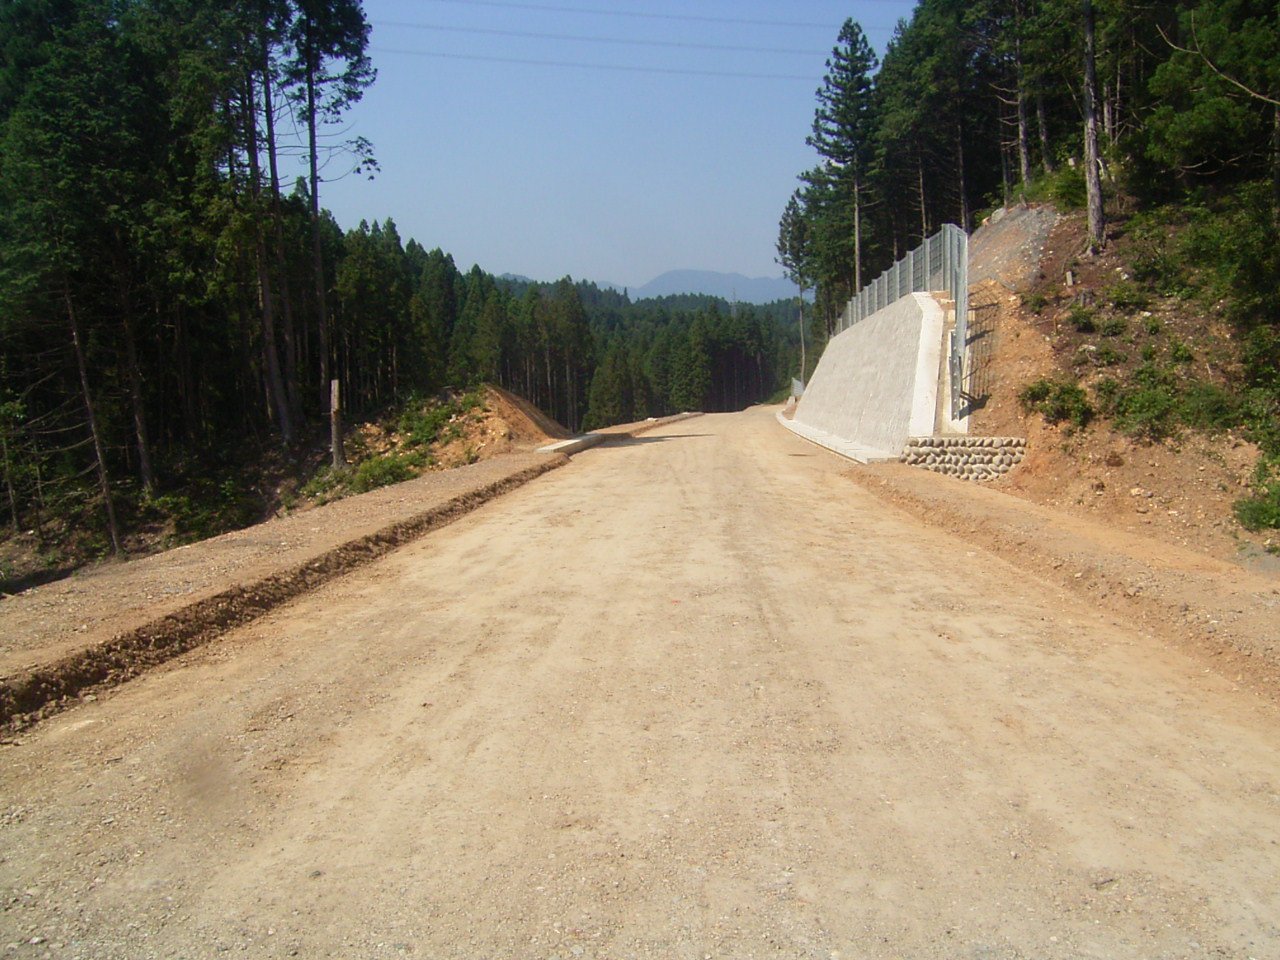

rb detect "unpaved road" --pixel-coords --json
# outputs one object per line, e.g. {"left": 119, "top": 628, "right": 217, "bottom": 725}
{"left": 3, "top": 409, "right": 1279, "bottom": 959}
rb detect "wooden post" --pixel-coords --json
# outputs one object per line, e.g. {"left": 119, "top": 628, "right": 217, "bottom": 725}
{"left": 330, "top": 379, "right": 344, "bottom": 470}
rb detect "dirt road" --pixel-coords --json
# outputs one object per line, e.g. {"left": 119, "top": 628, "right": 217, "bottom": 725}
{"left": 3, "top": 409, "right": 1279, "bottom": 959}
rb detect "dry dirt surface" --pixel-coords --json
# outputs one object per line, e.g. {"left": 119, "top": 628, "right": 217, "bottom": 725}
{"left": 3, "top": 408, "right": 1280, "bottom": 959}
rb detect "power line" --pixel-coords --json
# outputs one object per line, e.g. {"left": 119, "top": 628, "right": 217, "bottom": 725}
{"left": 409, "top": 0, "right": 837, "bottom": 30}
{"left": 379, "top": 20, "right": 827, "bottom": 56}
{"left": 372, "top": 46, "right": 815, "bottom": 80}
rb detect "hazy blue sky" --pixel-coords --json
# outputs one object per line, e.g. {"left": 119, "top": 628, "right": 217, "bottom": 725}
{"left": 318, "top": 0, "right": 919, "bottom": 289}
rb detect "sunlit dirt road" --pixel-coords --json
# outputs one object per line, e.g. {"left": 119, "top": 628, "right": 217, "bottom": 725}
{"left": 3, "top": 409, "right": 1278, "bottom": 959}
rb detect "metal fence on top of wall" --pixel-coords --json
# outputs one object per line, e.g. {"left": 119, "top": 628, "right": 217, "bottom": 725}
{"left": 837, "top": 223, "right": 969, "bottom": 418}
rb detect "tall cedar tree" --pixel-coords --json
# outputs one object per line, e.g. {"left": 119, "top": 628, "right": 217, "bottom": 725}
{"left": 807, "top": 19, "right": 879, "bottom": 294}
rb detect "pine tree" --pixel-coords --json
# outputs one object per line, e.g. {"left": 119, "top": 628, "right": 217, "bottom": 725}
{"left": 807, "top": 18, "right": 879, "bottom": 292}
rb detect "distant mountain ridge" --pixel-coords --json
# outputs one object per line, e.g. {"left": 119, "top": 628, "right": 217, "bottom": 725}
{"left": 498, "top": 269, "right": 798, "bottom": 305}
{"left": 632, "top": 270, "right": 796, "bottom": 305}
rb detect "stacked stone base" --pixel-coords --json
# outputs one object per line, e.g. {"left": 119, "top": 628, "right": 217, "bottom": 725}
{"left": 901, "top": 436, "right": 1026, "bottom": 481}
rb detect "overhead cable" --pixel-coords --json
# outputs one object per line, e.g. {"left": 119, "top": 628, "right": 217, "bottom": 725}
{"left": 372, "top": 46, "right": 815, "bottom": 80}
{"left": 380, "top": 20, "right": 827, "bottom": 55}
{"left": 410, "top": 0, "right": 835, "bottom": 29}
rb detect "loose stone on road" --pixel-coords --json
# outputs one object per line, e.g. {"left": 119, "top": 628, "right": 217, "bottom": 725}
{"left": 2, "top": 408, "right": 1278, "bottom": 959}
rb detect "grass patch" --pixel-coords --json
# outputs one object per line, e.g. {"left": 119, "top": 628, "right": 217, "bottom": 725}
{"left": 1235, "top": 461, "right": 1280, "bottom": 531}
{"left": 1107, "top": 281, "right": 1150, "bottom": 313}
{"left": 1099, "top": 316, "right": 1128, "bottom": 337}
{"left": 1067, "top": 304, "right": 1097, "bottom": 333}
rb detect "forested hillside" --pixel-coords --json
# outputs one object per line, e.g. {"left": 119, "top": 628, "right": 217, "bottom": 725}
{"left": 0, "top": 0, "right": 800, "bottom": 570}
{"left": 781, "top": 0, "right": 1279, "bottom": 528}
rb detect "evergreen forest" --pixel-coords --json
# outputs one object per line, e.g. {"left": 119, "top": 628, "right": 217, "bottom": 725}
{"left": 0, "top": 0, "right": 801, "bottom": 564}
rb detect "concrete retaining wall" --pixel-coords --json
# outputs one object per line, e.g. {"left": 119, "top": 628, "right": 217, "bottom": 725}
{"left": 787, "top": 293, "right": 945, "bottom": 461}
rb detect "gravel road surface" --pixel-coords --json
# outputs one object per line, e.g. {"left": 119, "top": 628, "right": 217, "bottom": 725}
{"left": 2, "top": 409, "right": 1278, "bottom": 959}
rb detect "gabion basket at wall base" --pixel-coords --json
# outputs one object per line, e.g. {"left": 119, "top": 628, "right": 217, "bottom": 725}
{"left": 901, "top": 436, "right": 1026, "bottom": 481}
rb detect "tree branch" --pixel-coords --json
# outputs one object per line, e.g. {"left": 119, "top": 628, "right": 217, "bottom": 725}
{"left": 1157, "top": 17, "right": 1280, "bottom": 107}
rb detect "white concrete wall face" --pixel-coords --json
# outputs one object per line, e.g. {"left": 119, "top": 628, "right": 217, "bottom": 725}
{"left": 791, "top": 293, "right": 944, "bottom": 459}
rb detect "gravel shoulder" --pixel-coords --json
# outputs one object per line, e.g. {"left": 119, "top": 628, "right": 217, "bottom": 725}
{"left": 847, "top": 458, "right": 1280, "bottom": 697}
{"left": 0, "top": 453, "right": 567, "bottom": 728}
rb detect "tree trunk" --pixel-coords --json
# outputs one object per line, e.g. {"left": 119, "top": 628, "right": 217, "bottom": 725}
{"left": 120, "top": 309, "right": 155, "bottom": 495}
{"left": 304, "top": 19, "right": 333, "bottom": 434}
{"left": 330, "top": 379, "right": 344, "bottom": 469}
{"left": 174, "top": 302, "right": 200, "bottom": 447}
{"left": 1001, "top": 136, "right": 1012, "bottom": 207}
{"left": 1037, "top": 93, "right": 1055, "bottom": 174}
{"left": 1273, "top": 102, "right": 1280, "bottom": 228}
{"left": 1083, "top": 0, "right": 1106, "bottom": 253}
{"left": 798, "top": 295, "right": 806, "bottom": 384}
{"left": 1013, "top": 10, "right": 1034, "bottom": 186}
{"left": 1101, "top": 79, "right": 1113, "bottom": 146}
{"left": 564, "top": 356, "right": 573, "bottom": 432}
{"left": 918, "top": 153, "right": 928, "bottom": 239}
{"left": 261, "top": 42, "right": 301, "bottom": 422}
{"left": 66, "top": 285, "right": 121, "bottom": 555}
{"left": 853, "top": 168, "right": 863, "bottom": 292}
{"left": 956, "top": 119, "right": 970, "bottom": 232}
{"left": 246, "top": 71, "right": 294, "bottom": 446}
{"left": 1, "top": 433, "right": 18, "bottom": 534}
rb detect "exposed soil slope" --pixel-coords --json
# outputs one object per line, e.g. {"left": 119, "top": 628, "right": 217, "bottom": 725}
{"left": 964, "top": 206, "right": 1272, "bottom": 571}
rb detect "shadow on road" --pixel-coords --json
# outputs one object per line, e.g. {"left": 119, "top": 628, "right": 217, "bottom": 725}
{"left": 600, "top": 434, "right": 712, "bottom": 447}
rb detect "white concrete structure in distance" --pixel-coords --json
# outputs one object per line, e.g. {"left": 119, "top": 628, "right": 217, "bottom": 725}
{"left": 780, "top": 293, "right": 951, "bottom": 463}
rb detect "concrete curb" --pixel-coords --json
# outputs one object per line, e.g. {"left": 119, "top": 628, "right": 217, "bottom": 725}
{"left": 775, "top": 410, "right": 898, "bottom": 463}
{"left": 538, "top": 412, "right": 703, "bottom": 454}
{"left": 0, "top": 455, "right": 569, "bottom": 732}
{"left": 538, "top": 434, "right": 607, "bottom": 455}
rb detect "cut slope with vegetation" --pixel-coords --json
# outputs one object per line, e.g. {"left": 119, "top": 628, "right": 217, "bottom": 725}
{"left": 776, "top": 0, "right": 1279, "bottom": 539}
{"left": 965, "top": 203, "right": 1275, "bottom": 566}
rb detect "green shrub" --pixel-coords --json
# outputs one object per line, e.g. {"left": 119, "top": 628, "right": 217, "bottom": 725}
{"left": 1114, "top": 386, "right": 1178, "bottom": 440}
{"left": 301, "top": 465, "right": 346, "bottom": 500}
{"left": 1145, "top": 317, "right": 1163, "bottom": 335}
{"left": 1107, "top": 281, "right": 1149, "bottom": 313}
{"left": 1019, "top": 379, "right": 1094, "bottom": 429}
{"left": 1093, "top": 377, "right": 1121, "bottom": 414}
{"left": 1141, "top": 344, "right": 1157, "bottom": 362}
{"left": 1234, "top": 461, "right": 1280, "bottom": 530}
{"left": 1068, "top": 304, "right": 1097, "bottom": 333}
{"left": 1169, "top": 338, "right": 1194, "bottom": 364}
{"left": 350, "top": 452, "right": 425, "bottom": 494}
{"left": 399, "top": 403, "right": 455, "bottom": 447}
{"left": 1073, "top": 344, "right": 1125, "bottom": 367}
{"left": 1021, "top": 291, "right": 1049, "bottom": 314}
{"left": 150, "top": 476, "right": 257, "bottom": 541}
{"left": 1094, "top": 343, "right": 1127, "bottom": 366}
{"left": 1027, "top": 164, "right": 1087, "bottom": 209}
{"left": 1099, "top": 316, "right": 1128, "bottom": 337}
{"left": 1178, "top": 382, "right": 1239, "bottom": 432}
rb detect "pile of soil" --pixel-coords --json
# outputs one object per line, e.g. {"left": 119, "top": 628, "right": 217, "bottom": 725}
{"left": 346, "top": 385, "right": 571, "bottom": 475}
